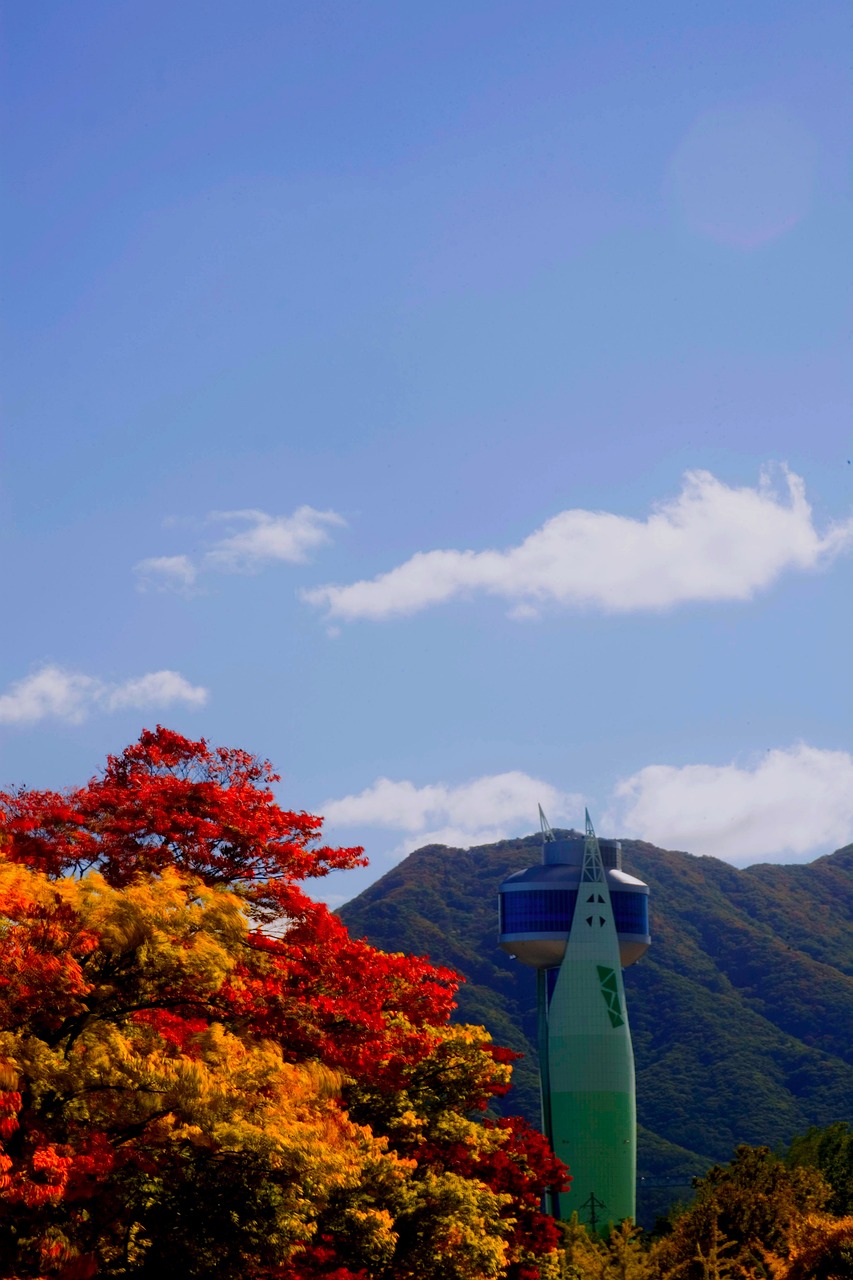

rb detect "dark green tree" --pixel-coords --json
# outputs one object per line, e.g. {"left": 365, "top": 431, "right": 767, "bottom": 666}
{"left": 786, "top": 1121, "right": 853, "bottom": 1216}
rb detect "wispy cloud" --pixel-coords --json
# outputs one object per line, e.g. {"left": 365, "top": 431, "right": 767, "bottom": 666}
{"left": 0, "top": 665, "right": 208, "bottom": 726}
{"left": 204, "top": 507, "right": 345, "bottom": 572}
{"left": 609, "top": 744, "right": 853, "bottom": 863}
{"left": 304, "top": 467, "right": 853, "bottom": 622}
{"left": 135, "top": 555, "right": 198, "bottom": 593}
{"left": 98, "top": 670, "right": 208, "bottom": 712}
{"left": 135, "top": 505, "right": 344, "bottom": 591}
{"left": 322, "top": 772, "right": 582, "bottom": 855}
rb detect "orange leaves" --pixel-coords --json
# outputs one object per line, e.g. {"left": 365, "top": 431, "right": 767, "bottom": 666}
{"left": 0, "top": 865, "right": 95, "bottom": 1039}
{"left": 0, "top": 1084, "right": 21, "bottom": 1142}
{"left": 6, "top": 1144, "right": 72, "bottom": 1209}
{"left": 0, "top": 1124, "right": 116, "bottom": 1215}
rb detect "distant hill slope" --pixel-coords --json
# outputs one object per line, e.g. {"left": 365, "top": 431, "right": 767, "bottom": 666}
{"left": 338, "top": 834, "right": 853, "bottom": 1200}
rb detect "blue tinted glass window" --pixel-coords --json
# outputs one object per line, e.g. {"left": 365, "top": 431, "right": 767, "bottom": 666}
{"left": 500, "top": 888, "right": 648, "bottom": 936}
{"left": 499, "top": 889, "right": 576, "bottom": 934}
{"left": 612, "top": 891, "right": 649, "bottom": 935}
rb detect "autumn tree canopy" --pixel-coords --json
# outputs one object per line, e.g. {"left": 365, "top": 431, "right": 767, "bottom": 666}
{"left": 0, "top": 728, "right": 567, "bottom": 1280}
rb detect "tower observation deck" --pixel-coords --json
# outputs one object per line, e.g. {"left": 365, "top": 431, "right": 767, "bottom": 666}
{"left": 497, "top": 811, "right": 650, "bottom": 1227}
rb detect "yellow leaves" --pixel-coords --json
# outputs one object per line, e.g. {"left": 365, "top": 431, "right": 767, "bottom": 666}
{"left": 389, "top": 1108, "right": 426, "bottom": 1144}
{"left": 7, "top": 1001, "right": 408, "bottom": 1200}
{"left": 396, "top": 1168, "right": 513, "bottom": 1280}
{"left": 0, "top": 859, "right": 58, "bottom": 934}
{"left": 2, "top": 1007, "right": 417, "bottom": 1264}
{"left": 432, "top": 1022, "right": 513, "bottom": 1092}
{"left": 68, "top": 866, "right": 248, "bottom": 995}
{"left": 0, "top": 857, "right": 249, "bottom": 996}
{"left": 0, "top": 856, "right": 43, "bottom": 904}
{"left": 430, "top": 1109, "right": 492, "bottom": 1148}
{"left": 320, "top": 1202, "right": 399, "bottom": 1271}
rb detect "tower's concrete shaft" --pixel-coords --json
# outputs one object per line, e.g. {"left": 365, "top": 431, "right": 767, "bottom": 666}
{"left": 545, "top": 813, "right": 636, "bottom": 1224}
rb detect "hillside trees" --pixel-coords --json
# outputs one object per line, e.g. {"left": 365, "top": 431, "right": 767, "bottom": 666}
{"left": 786, "top": 1121, "right": 853, "bottom": 1216}
{"left": 0, "top": 728, "right": 567, "bottom": 1280}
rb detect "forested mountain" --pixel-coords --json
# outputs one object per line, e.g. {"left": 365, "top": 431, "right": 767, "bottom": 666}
{"left": 339, "top": 834, "right": 853, "bottom": 1217}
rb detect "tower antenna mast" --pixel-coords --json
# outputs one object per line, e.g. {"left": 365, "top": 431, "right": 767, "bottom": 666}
{"left": 539, "top": 804, "right": 556, "bottom": 843}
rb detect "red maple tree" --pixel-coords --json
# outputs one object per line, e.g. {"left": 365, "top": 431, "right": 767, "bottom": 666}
{"left": 0, "top": 728, "right": 568, "bottom": 1280}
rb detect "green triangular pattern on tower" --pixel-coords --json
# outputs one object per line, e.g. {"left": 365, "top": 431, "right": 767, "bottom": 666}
{"left": 597, "top": 965, "right": 625, "bottom": 1027}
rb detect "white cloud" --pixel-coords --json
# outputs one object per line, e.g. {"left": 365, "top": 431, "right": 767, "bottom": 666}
{"left": 204, "top": 506, "right": 345, "bottom": 572}
{"left": 99, "top": 670, "right": 209, "bottom": 712}
{"left": 322, "top": 772, "right": 582, "bottom": 856}
{"left": 0, "top": 665, "right": 209, "bottom": 726}
{"left": 0, "top": 667, "right": 98, "bottom": 726}
{"left": 609, "top": 744, "right": 853, "bottom": 863}
{"left": 304, "top": 467, "right": 853, "bottom": 621}
{"left": 134, "top": 555, "right": 198, "bottom": 593}
{"left": 134, "top": 506, "right": 345, "bottom": 590}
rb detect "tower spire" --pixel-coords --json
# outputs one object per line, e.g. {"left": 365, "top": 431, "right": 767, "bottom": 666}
{"left": 539, "top": 804, "right": 555, "bottom": 842}
{"left": 582, "top": 808, "right": 605, "bottom": 883}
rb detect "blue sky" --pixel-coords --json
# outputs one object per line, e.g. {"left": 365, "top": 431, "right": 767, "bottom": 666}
{"left": 2, "top": 1, "right": 852, "bottom": 905}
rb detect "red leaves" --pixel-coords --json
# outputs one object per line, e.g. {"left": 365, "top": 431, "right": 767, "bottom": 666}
{"left": 0, "top": 888, "right": 94, "bottom": 1037}
{"left": 0, "top": 788, "right": 98, "bottom": 879}
{"left": 130, "top": 1009, "right": 209, "bottom": 1055}
{"left": 236, "top": 907, "right": 461, "bottom": 1086}
{"left": 276, "top": 1238, "right": 369, "bottom": 1280}
{"left": 7, "top": 1144, "right": 73, "bottom": 1208}
{"left": 0, "top": 1126, "right": 118, "bottom": 1213}
{"left": 0, "top": 727, "right": 366, "bottom": 923}
{"left": 36, "top": 1233, "right": 98, "bottom": 1280}
{"left": 0, "top": 1090, "right": 21, "bottom": 1142}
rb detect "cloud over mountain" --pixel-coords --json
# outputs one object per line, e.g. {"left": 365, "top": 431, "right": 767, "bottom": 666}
{"left": 305, "top": 468, "right": 853, "bottom": 621}
{"left": 610, "top": 743, "right": 853, "bottom": 863}
{"left": 322, "top": 771, "right": 582, "bottom": 855}
{"left": 321, "top": 743, "right": 853, "bottom": 880}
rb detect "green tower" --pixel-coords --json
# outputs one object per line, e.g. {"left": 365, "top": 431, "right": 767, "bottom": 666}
{"left": 498, "top": 810, "right": 650, "bottom": 1228}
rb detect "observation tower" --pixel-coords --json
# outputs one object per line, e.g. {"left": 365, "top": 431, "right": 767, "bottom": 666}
{"left": 498, "top": 810, "right": 650, "bottom": 1226}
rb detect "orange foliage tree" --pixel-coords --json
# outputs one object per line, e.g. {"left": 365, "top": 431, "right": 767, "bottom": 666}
{"left": 0, "top": 728, "right": 567, "bottom": 1280}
